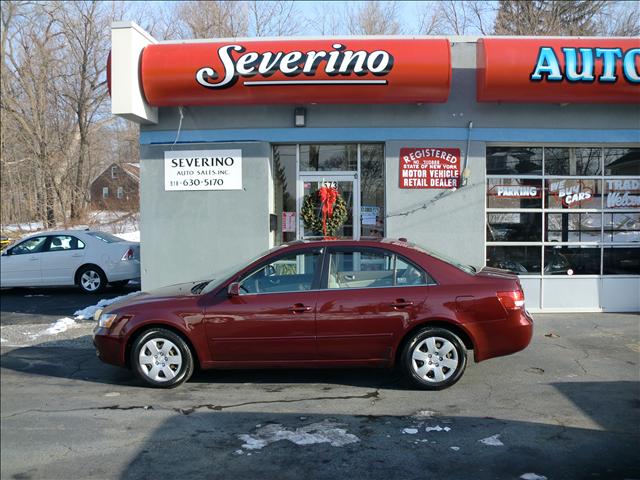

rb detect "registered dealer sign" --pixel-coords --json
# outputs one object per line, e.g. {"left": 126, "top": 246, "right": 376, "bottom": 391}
{"left": 164, "top": 149, "right": 242, "bottom": 191}
{"left": 399, "top": 147, "right": 461, "bottom": 189}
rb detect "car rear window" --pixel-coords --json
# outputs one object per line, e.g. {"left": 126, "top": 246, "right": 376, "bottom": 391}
{"left": 86, "top": 232, "right": 123, "bottom": 243}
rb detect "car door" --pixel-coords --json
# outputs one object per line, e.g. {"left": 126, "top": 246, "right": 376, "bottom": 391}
{"left": 203, "top": 247, "right": 323, "bottom": 363}
{"left": 315, "top": 246, "right": 430, "bottom": 362}
{"left": 0, "top": 236, "right": 47, "bottom": 286}
{"left": 41, "top": 235, "right": 86, "bottom": 285}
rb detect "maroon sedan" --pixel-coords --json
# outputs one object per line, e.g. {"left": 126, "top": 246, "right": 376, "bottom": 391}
{"left": 93, "top": 239, "right": 533, "bottom": 389}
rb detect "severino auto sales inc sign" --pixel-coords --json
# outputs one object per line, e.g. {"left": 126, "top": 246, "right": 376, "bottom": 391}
{"left": 399, "top": 148, "right": 461, "bottom": 189}
{"left": 164, "top": 150, "right": 242, "bottom": 191}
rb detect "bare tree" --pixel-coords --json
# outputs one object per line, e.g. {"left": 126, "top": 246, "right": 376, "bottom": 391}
{"left": 345, "top": 1, "right": 402, "bottom": 35}
{"left": 308, "top": 1, "right": 344, "bottom": 36}
{"left": 420, "top": 0, "right": 494, "bottom": 35}
{"left": 56, "top": 0, "right": 113, "bottom": 220}
{"left": 175, "top": 1, "right": 248, "bottom": 39}
{"left": 248, "top": 1, "right": 301, "bottom": 37}
{"left": 494, "top": 0, "right": 608, "bottom": 35}
{"left": 593, "top": 1, "right": 640, "bottom": 36}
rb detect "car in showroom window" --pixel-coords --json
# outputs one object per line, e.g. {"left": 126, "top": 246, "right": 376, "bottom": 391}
{"left": 0, "top": 230, "right": 140, "bottom": 293}
{"left": 92, "top": 239, "right": 533, "bottom": 390}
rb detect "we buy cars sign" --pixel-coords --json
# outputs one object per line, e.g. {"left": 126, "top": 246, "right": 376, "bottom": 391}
{"left": 399, "top": 148, "right": 461, "bottom": 189}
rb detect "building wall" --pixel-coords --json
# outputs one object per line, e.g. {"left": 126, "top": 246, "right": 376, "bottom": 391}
{"left": 138, "top": 40, "right": 639, "bottom": 291}
{"left": 90, "top": 164, "right": 139, "bottom": 211}
{"left": 140, "top": 142, "right": 271, "bottom": 290}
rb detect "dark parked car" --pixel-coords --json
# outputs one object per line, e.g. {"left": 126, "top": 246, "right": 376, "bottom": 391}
{"left": 93, "top": 239, "right": 533, "bottom": 389}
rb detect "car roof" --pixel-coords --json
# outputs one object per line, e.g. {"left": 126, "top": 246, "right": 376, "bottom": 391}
{"left": 18, "top": 229, "right": 94, "bottom": 239}
{"left": 281, "top": 238, "right": 412, "bottom": 248}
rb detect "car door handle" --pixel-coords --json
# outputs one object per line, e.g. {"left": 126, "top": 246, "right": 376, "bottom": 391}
{"left": 289, "top": 304, "right": 312, "bottom": 313}
{"left": 71, "top": 253, "right": 83, "bottom": 257}
{"left": 29, "top": 257, "right": 39, "bottom": 261}
{"left": 391, "top": 300, "right": 414, "bottom": 308}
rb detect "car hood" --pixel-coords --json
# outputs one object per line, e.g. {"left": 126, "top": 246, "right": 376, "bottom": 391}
{"left": 103, "top": 281, "right": 208, "bottom": 313}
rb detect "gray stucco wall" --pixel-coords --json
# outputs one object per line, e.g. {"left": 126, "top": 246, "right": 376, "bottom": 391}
{"left": 140, "top": 142, "right": 271, "bottom": 290}
{"left": 138, "top": 40, "right": 639, "bottom": 290}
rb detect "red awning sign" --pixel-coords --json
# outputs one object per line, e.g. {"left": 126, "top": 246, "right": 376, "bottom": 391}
{"left": 140, "top": 39, "right": 451, "bottom": 106}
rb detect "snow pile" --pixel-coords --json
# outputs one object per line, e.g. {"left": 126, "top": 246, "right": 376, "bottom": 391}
{"left": 239, "top": 420, "right": 359, "bottom": 450}
{"left": 73, "top": 292, "right": 140, "bottom": 320}
{"left": 2, "top": 221, "right": 44, "bottom": 233}
{"left": 28, "top": 317, "right": 80, "bottom": 340}
{"left": 402, "top": 428, "right": 418, "bottom": 434}
{"left": 425, "top": 425, "right": 451, "bottom": 432}
{"left": 115, "top": 231, "right": 140, "bottom": 242}
{"left": 479, "top": 434, "right": 504, "bottom": 446}
{"left": 520, "top": 474, "right": 547, "bottom": 480}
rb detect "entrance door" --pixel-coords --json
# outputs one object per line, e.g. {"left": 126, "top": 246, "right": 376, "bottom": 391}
{"left": 299, "top": 174, "right": 359, "bottom": 240}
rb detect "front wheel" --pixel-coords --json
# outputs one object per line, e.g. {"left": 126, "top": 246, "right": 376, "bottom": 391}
{"left": 401, "top": 327, "right": 467, "bottom": 390}
{"left": 131, "top": 328, "right": 194, "bottom": 388}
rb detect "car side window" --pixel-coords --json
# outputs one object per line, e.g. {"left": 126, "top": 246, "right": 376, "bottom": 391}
{"left": 47, "top": 235, "right": 84, "bottom": 252}
{"left": 327, "top": 249, "right": 432, "bottom": 289}
{"left": 239, "top": 249, "right": 322, "bottom": 294}
{"left": 10, "top": 237, "right": 47, "bottom": 255}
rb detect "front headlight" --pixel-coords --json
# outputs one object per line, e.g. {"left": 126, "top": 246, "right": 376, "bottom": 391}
{"left": 98, "top": 313, "right": 118, "bottom": 329}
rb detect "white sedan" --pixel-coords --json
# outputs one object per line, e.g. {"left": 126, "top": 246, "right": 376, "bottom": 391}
{"left": 0, "top": 230, "right": 140, "bottom": 293}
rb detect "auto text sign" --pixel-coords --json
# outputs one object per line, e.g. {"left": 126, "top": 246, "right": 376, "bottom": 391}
{"left": 164, "top": 150, "right": 242, "bottom": 191}
{"left": 399, "top": 148, "right": 461, "bottom": 189}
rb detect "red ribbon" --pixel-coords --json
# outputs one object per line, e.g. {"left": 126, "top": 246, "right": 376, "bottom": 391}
{"left": 319, "top": 185, "right": 338, "bottom": 238}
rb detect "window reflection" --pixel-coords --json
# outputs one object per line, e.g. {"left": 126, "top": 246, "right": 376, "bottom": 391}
{"left": 300, "top": 145, "right": 357, "bottom": 171}
{"left": 486, "top": 147, "right": 542, "bottom": 175}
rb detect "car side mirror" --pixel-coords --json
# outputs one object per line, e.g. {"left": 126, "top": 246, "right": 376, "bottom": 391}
{"left": 227, "top": 282, "right": 241, "bottom": 297}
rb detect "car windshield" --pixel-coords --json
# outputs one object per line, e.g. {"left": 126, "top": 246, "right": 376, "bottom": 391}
{"left": 402, "top": 241, "right": 477, "bottom": 275}
{"left": 198, "top": 244, "right": 288, "bottom": 295}
{"left": 86, "top": 231, "right": 123, "bottom": 243}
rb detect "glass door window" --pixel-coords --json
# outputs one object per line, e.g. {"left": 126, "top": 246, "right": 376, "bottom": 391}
{"left": 300, "top": 177, "right": 356, "bottom": 239}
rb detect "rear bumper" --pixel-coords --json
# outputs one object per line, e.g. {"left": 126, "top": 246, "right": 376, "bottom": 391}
{"left": 465, "top": 310, "right": 534, "bottom": 362}
{"left": 93, "top": 327, "right": 127, "bottom": 367}
{"left": 105, "top": 260, "right": 140, "bottom": 282}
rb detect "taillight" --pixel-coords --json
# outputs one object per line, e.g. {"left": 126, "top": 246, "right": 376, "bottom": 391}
{"left": 497, "top": 289, "right": 525, "bottom": 311}
{"left": 121, "top": 248, "right": 134, "bottom": 261}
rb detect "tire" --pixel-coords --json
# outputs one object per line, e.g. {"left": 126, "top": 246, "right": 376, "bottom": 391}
{"left": 401, "top": 327, "right": 467, "bottom": 390}
{"left": 110, "top": 280, "right": 129, "bottom": 289}
{"left": 131, "top": 328, "right": 194, "bottom": 388}
{"left": 77, "top": 266, "right": 107, "bottom": 293}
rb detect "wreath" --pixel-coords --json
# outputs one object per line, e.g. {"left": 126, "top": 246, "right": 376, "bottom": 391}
{"left": 301, "top": 185, "right": 348, "bottom": 237}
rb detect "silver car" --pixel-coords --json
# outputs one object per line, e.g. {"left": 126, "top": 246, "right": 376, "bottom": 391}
{"left": 0, "top": 230, "right": 140, "bottom": 293}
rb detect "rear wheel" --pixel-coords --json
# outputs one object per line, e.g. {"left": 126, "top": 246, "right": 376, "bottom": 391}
{"left": 131, "top": 328, "right": 194, "bottom": 388}
{"left": 77, "top": 266, "right": 106, "bottom": 293}
{"left": 402, "top": 327, "right": 467, "bottom": 390}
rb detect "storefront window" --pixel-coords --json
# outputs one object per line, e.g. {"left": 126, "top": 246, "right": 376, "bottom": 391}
{"left": 486, "top": 147, "right": 542, "bottom": 175}
{"left": 543, "top": 246, "right": 600, "bottom": 275}
{"left": 273, "top": 145, "right": 297, "bottom": 244}
{"left": 487, "top": 145, "right": 639, "bottom": 277}
{"left": 604, "top": 148, "right": 640, "bottom": 176}
{"left": 486, "top": 246, "right": 541, "bottom": 275}
{"left": 545, "top": 147, "right": 602, "bottom": 176}
{"left": 299, "top": 144, "right": 357, "bottom": 171}
{"left": 360, "top": 144, "right": 385, "bottom": 239}
{"left": 487, "top": 212, "right": 542, "bottom": 242}
{"left": 545, "top": 178, "right": 602, "bottom": 209}
{"left": 546, "top": 213, "right": 601, "bottom": 242}
{"left": 603, "top": 246, "right": 640, "bottom": 274}
{"left": 486, "top": 179, "right": 542, "bottom": 209}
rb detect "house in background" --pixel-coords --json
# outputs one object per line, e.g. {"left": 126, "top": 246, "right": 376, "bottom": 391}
{"left": 90, "top": 162, "right": 140, "bottom": 211}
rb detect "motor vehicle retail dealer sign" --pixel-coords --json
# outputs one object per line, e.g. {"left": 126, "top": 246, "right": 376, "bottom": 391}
{"left": 399, "top": 148, "right": 461, "bottom": 189}
{"left": 164, "top": 150, "right": 242, "bottom": 190}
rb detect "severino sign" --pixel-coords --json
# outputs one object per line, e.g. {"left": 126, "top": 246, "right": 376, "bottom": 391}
{"left": 164, "top": 150, "right": 242, "bottom": 191}
{"left": 140, "top": 39, "right": 451, "bottom": 106}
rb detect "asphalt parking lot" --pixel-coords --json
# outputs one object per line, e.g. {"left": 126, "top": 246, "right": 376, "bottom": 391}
{"left": 1, "top": 289, "right": 638, "bottom": 480}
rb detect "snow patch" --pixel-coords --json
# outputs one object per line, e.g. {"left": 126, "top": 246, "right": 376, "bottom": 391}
{"left": 450, "top": 446, "right": 460, "bottom": 451}
{"left": 425, "top": 425, "right": 451, "bottom": 432}
{"left": 479, "top": 434, "right": 504, "bottom": 446}
{"left": 238, "top": 420, "right": 359, "bottom": 450}
{"left": 520, "top": 474, "right": 547, "bottom": 480}
{"left": 413, "top": 410, "right": 436, "bottom": 418}
{"left": 402, "top": 428, "right": 418, "bottom": 434}
{"left": 115, "top": 231, "right": 140, "bottom": 242}
{"left": 73, "top": 292, "right": 140, "bottom": 320}
{"left": 28, "top": 318, "right": 77, "bottom": 339}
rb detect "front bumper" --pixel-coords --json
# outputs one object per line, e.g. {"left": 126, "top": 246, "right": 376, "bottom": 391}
{"left": 465, "top": 309, "right": 534, "bottom": 363}
{"left": 93, "top": 326, "right": 127, "bottom": 367}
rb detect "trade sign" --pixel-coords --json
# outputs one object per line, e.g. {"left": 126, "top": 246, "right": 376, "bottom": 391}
{"left": 477, "top": 38, "right": 639, "bottom": 103}
{"left": 399, "top": 148, "right": 461, "bottom": 189}
{"left": 140, "top": 39, "right": 451, "bottom": 106}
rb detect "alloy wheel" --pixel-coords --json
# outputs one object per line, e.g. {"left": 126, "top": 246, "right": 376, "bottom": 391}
{"left": 80, "top": 270, "right": 102, "bottom": 292}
